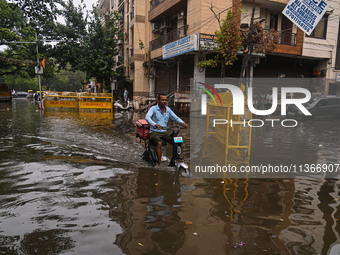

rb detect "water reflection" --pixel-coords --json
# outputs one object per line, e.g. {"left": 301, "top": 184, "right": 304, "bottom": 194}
{"left": 1, "top": 100, "right": 340, "bottom": 254}
{"left": 116, "top": 168, "right": 189, "bottom": 255}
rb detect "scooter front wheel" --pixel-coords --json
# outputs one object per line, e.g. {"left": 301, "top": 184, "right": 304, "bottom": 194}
{"left": 178, "top": 166, "right": 190, "bottom": 177}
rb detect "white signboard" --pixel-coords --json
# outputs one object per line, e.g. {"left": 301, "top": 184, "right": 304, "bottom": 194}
{"left": 337, "top": 72, "right": 340, "bottom": 82}
{"left": 35, "top": 66, "right": 43, "bottom": 74}
{"left": 162, "top": 34, "right": 198, "bottom": 60}
{"left": 283, "top": 0, "right": 329, "bottom": 35}
{"left": 199, "top": 33, "right": 217, "bottom": 51}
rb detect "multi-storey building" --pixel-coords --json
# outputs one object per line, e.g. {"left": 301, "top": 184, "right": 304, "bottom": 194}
{"left": 98, "top": 0, "right": 340, "bottom": 103}
{"left": 241, "top": 0, "right": 340, "bottom": 94}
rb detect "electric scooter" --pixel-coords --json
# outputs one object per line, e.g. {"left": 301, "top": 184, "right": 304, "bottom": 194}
{"left": 141, "top": 125, "right": 190, "bottom": 177}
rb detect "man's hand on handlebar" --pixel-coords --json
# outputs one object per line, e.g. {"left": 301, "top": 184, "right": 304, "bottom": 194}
{"left": 155, "top": 124, "right": 162, "bottom": 130}
{"left": 182, "top": 123, "right": 189, "bottom": 129}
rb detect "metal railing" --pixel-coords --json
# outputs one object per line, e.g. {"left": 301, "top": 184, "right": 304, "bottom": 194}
{"left": 150, "top": 25, "right": 188, "bottom": 51}
{"left": 150, "top": 0, "right": 166, "bottom": 11}
{"left": 279, "top": 32, "right": 297, "bottom": 46}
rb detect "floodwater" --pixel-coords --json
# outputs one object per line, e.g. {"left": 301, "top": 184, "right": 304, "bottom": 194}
{"left": 1, "top": 99, "right": 340, "bottom": 254}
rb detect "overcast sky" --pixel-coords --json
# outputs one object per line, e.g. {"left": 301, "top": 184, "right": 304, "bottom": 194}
{"left": 73, "top": 0, "right": 98, "bottom": 12}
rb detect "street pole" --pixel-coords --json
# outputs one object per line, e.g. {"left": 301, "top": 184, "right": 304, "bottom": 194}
{"left": 248, "top": 0, "right": 255, "bottom": 88}
{"left": 35, "top": 32, "right": 43, "bottom": 109}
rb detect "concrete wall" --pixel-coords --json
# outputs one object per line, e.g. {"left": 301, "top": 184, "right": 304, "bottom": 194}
{"left": 187, "top": 0, "right": 233, "bottom": 35}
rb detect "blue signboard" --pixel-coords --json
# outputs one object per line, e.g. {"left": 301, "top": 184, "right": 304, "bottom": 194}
{"left": 162, "top": 34, "right": 198, "bottom": 60}
{"left": 283, "top": 0, "right": 329, "bottom": 35}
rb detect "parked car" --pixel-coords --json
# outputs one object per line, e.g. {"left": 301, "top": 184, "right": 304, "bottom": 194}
{"left": 287, "top": 96, "right": 340, "bottom": 120}
{"left": 16, "top": 91, "right": 28, "bottom": 98}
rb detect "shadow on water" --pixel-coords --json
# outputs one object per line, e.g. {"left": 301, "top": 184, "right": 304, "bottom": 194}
{"left": 1, "top": 100, "right": 340, "bottom": 254}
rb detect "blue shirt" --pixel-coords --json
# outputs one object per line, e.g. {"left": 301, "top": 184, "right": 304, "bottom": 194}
{"left": 145, "top": 104, "right": 184, "bottom": 133}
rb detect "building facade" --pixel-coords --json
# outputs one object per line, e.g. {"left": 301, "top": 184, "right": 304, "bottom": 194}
{"left": 98, "top": 0, "right": 340, "bottom": 103}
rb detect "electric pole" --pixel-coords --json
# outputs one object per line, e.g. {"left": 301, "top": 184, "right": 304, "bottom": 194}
{"left": 35, "top": 32, "right": 43, "bottom": 109}
{"left": 240, "top": 0, "right": 255, "bottom": 87}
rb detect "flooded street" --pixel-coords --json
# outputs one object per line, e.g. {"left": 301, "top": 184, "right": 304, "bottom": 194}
{"left": 1, "top": 99, "right": 340, "bottom": 254}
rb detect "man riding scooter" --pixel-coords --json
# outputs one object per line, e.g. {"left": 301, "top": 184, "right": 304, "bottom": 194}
{"left": 145, "top": 94, "right": 189, "bottom": 165}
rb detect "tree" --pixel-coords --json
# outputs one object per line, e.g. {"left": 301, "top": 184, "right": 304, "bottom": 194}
{"left": 8, "top": 0, "right": 64, "bottom": 37}
{"left": 43, "top": 68, "right": 86, "bottom": 91}
{"left": 0, "top": 0, "right": 58, "bottom": 78}
{"left": 0, "top": 0, "right": 26, "bottom": 42}
{"left": 82, "top": 10, "right": 123, "bottom": 90}
{"left": 198, "top": 10, "right": 242, "bottom": 77}
{"left": 239, "top": 21, "right": 280, "bottom": 80}
{"left": 198, "top": 5, "right": 280, "bottom": 79}
{"left": 53, "top": 3, "right": 123, "bottom": 91}
{"left": 1, "top": 0, "right": 123, "bottom": 92}
{"left": 52, "top": 0, "right": 88, "bottom": 71}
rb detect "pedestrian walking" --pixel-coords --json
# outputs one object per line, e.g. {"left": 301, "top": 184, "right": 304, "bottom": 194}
{"left": 123, "top": 88, "right": 128, "bottom": 106}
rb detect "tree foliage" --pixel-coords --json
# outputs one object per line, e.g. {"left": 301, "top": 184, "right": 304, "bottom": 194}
{"left": 198, "top": 6, "right": 280, "bottom": 78}
{"left": 8, "top": 0, "right": 64, "bottom": 36}
{"left": 1, "top": 0, "right": 123, "bottom": 92}
{"left": 52, "top": 3, "right": 123, "bottom": 90}
{"left": 0, "top": 0, "right": 26, "bottom": 42}
{"left": 82, "top": 10, "right": 123, "bottom": 89}
{"left": 0, "top": 0, "right": 57, "bottom": 79}
{"left": 43, "top": 68, "right": 86, "bottom": 91}
{"left": 240, "top": 23, "right": 280, "bottom": 54}
{"left": 52, "top": 0, "right": 88, "bottom": 71}
{"left": 198, "top": 10, "right": 242, "bottom": 77}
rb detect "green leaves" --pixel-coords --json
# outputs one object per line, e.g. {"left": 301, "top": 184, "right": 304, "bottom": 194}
{"left": 198, "top": 10, "right": 242, "bottom": 76}
{"left": 0, "top": 0, "right": 25, "bottom": 42}
{"left": 81, "top": 10, "right": 123, "bottom": 88}
{"left": 1, "top": 0, "right": 123, "bottom": 91}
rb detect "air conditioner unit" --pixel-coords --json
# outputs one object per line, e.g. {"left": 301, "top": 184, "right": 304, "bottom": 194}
{"left": 178, "top": 11, "right": 185, "bottom": 20}
{"left": 161, "top": 19, "right": 171, "bottom": 29}
{"left": 152, "top": 22, "right": 160, "bottom": 32}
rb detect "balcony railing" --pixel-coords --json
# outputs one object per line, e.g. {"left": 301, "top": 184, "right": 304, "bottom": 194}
{"left": 150, "top": 25, "right": 188, "bottom": 51}
{"left": 150, "top": 0, "right": 166, "bottom": 11}
{"left": 279, "top": 32, "right": 297, "bottom": 46}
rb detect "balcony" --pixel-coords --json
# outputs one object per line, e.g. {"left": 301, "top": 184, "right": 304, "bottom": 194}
{"left": 148, "top": 0, "right": 185, "bottom": 22}
{"left": 150, "top": 25, "right": 188, "bottom": 51}
{"left": 279, "top": 32, "right": 297, "bottom": 46}
{"left": 274, "top": 29, "right": 303, "bottom": 55}
{"left": 150, "top": 0, "right": 166, "bottom": 10}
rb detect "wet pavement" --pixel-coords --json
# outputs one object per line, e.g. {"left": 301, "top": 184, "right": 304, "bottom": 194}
{"left": 1, "top": 99, "right": 340, "bottom": 254}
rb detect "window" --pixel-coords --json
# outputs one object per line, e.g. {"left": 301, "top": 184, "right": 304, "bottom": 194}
{"left": 270, "top": 14, "right": 278, "bottom": 30}
{"left": 309, "top": 14, "right": 328, "bottom": 39}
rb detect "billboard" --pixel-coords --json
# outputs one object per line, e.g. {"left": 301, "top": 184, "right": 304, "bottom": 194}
{"left": 283, "top": 0, "right": 329, "bottom": 35}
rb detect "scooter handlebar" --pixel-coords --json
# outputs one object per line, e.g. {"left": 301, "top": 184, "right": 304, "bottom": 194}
{"left": 161, "top": 125, "right": 185, "bottom": 131}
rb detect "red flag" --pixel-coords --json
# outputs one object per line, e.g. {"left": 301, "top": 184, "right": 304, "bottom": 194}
{"left": 41, "top": 58, "right": 45, "bottom": 69}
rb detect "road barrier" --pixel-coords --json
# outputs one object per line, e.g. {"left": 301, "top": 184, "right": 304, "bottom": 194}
{"left": 44, "top": 92, "right": 113, "bottom": 111}
{"left": 79, "top": 93, "right": 113, "bottom": 110}
{"left": 44, "top": 92, "right": 78, "bottom": 108}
